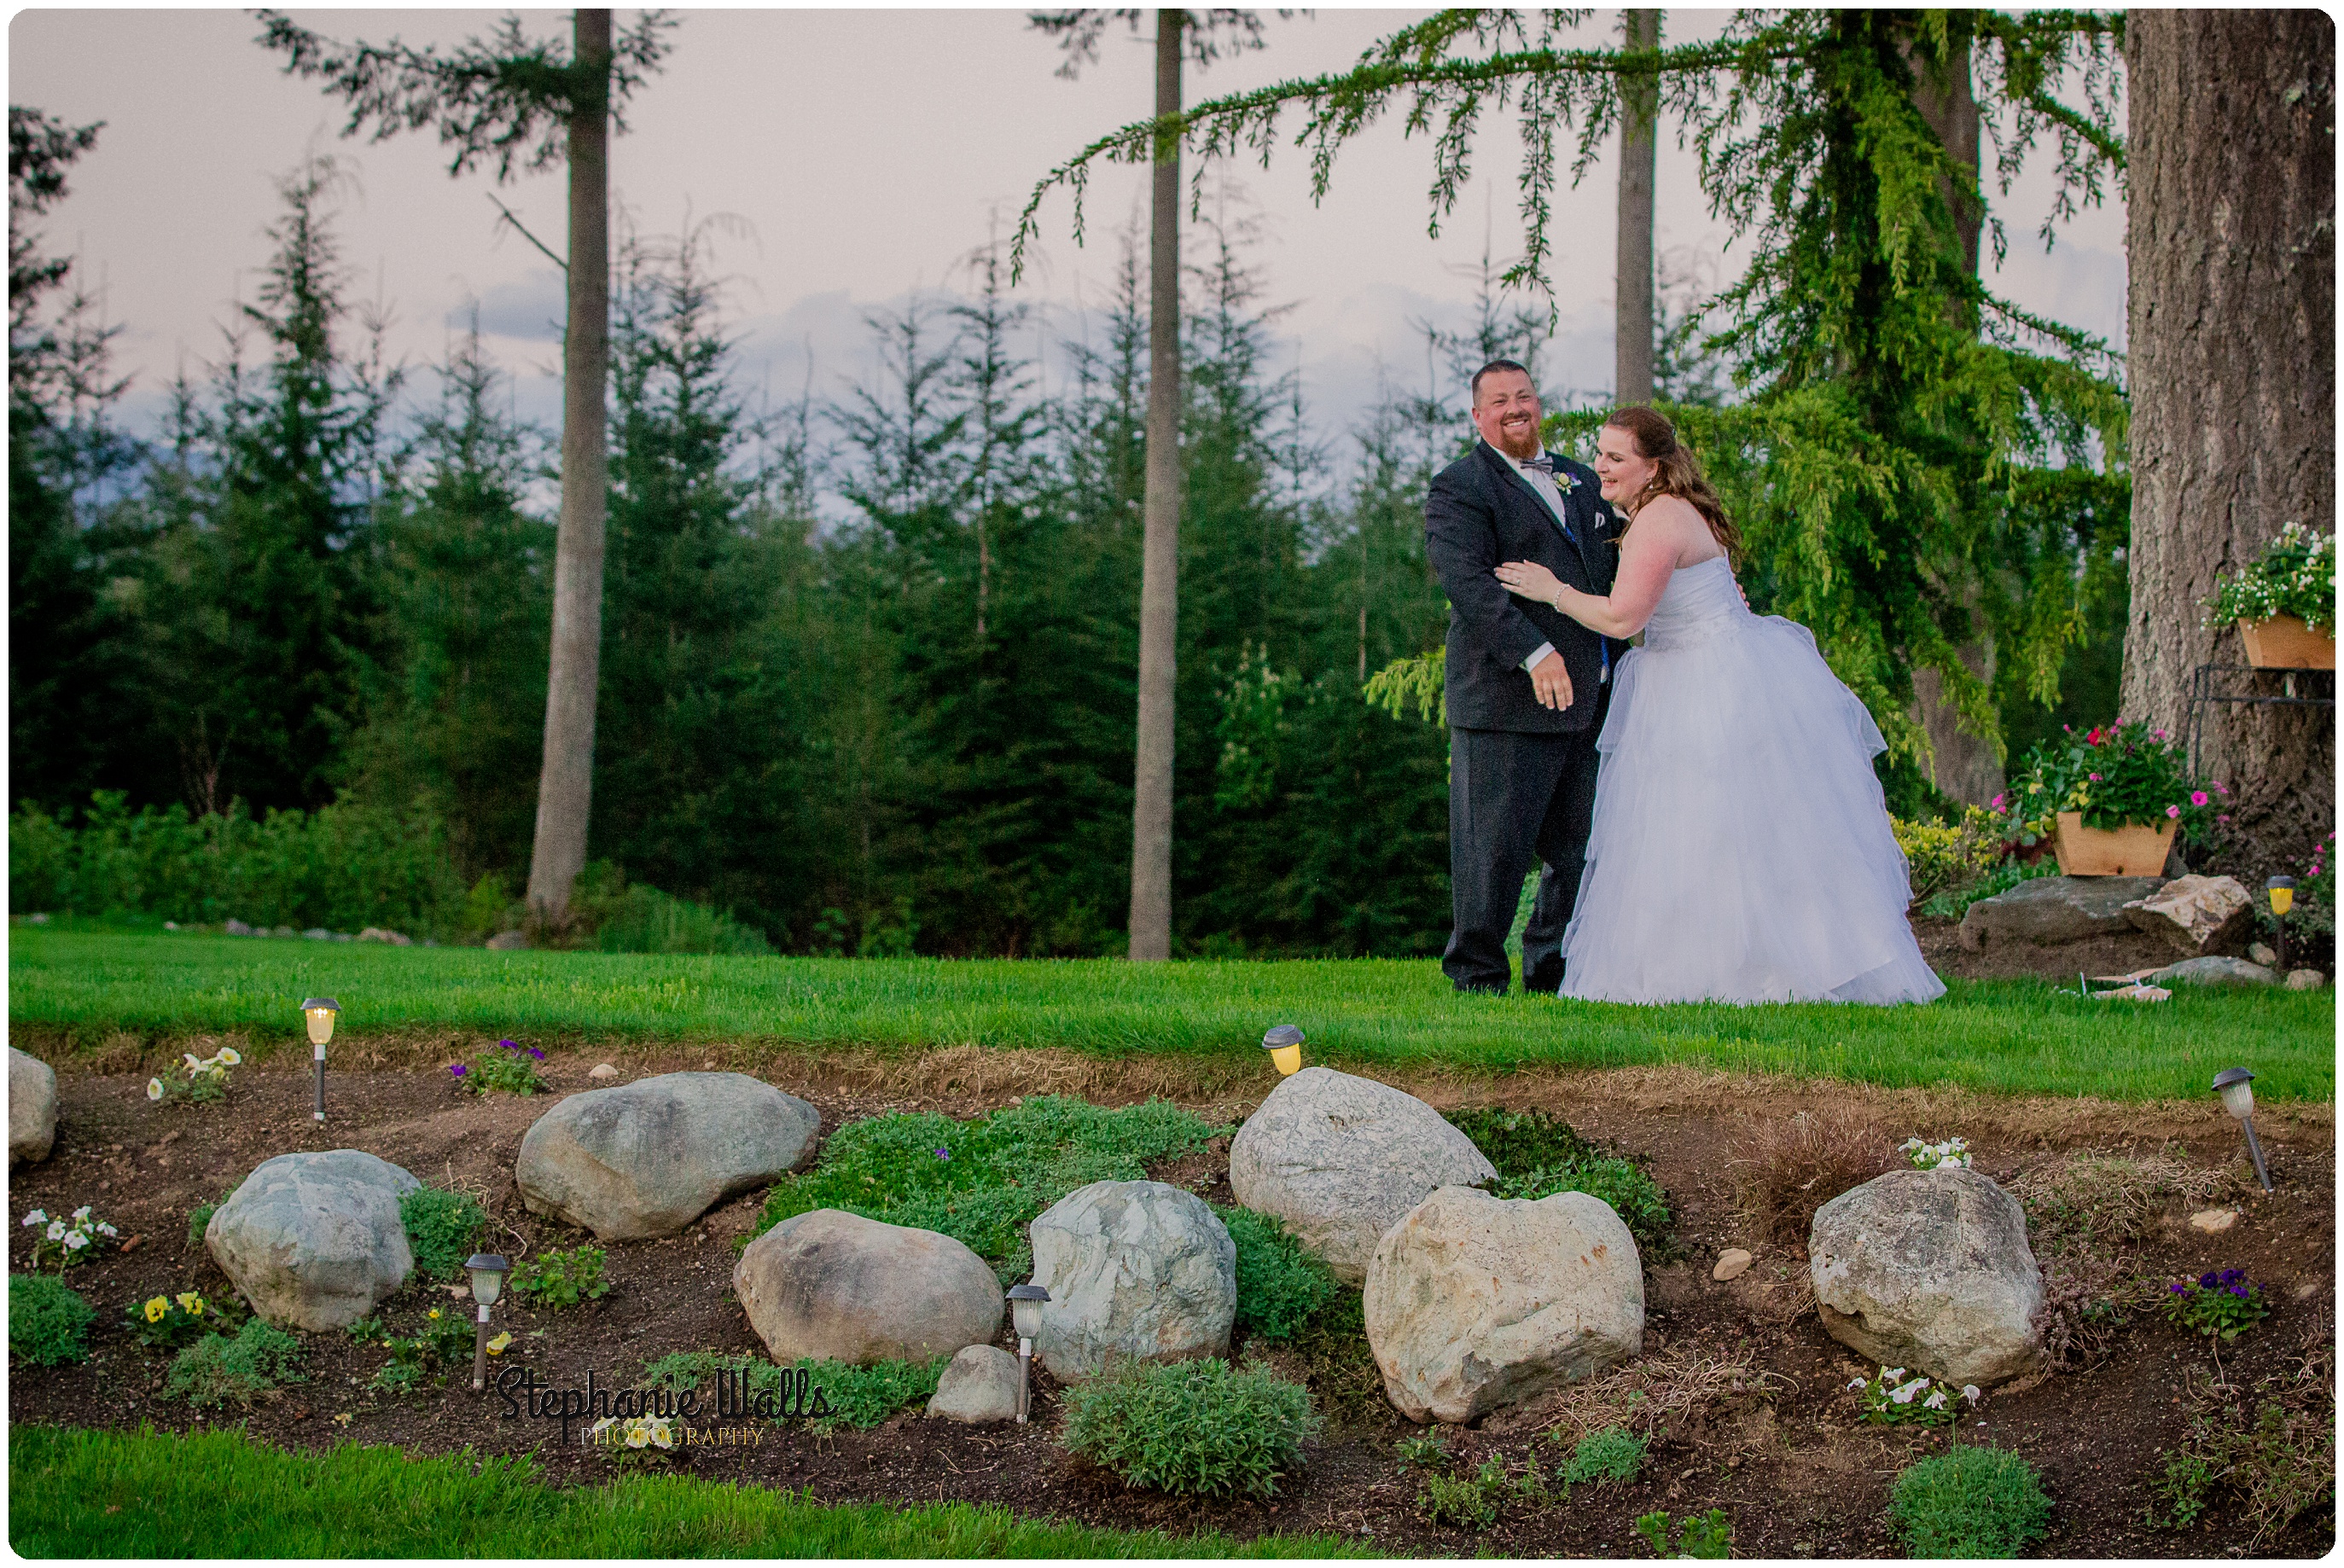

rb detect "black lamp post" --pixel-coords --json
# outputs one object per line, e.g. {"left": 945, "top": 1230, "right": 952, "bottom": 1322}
{"left": 1007, "top": 1282, "right": 1050, "bottom": 1423}
{"left": 466, "top": 1253, "right": 509, "bottom": 1389}
{"left": 302, "top": 998, "right": 340, "bottom": 1122}
{"left": 2213, "top": 1068, "right": 2273, "bottom": 1193}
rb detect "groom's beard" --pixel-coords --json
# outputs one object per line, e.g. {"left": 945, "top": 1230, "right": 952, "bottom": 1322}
{"left": 1490, "top": 422, "right": 1539, "bottom": 459}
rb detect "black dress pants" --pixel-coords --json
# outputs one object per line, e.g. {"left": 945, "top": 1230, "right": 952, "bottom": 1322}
{"left": 1441, "top": 716, "right": 1604, "bottom": 995}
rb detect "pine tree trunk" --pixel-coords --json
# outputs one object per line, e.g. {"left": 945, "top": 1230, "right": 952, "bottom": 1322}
{"left": 2123, "top": 11, "right": 2335, "bottom": 868}
{"left": 1905, "top": 20, "right": 2004, "bottom": 808}
{"left": 1614, "top": 9, "right": 1658, "bottom": 405}
{"left": 1128, "top": 11, "right": 1184, "bottom": 961}
{"left": 526, "top": 7, "right": 614, "bottom": 925}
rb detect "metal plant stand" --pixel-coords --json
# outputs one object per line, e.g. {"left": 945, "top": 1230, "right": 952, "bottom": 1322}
{"left": 2184, "top": 663, "right": 2335, "bottom": 779}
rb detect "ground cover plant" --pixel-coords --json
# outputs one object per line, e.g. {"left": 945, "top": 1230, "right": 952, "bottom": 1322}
{"left": 2162, "top": 1269, "right": 2271, "bottom": 1341}
{"left": 1559, "top": 1426, "right": 1648, "bottom": 1488}
{"left": 1448, "top": 1106, "right": 1672, "bottom": 1253}
{"left": 15, "top": 930, "right": 2335, "bottom": 1102}
{"left": 509, "top": 1243, "right": 612, "bottom": 1308}
{"left": 1061, "top": 1359, "right": 1322, "bottom": 1501}
{"left": 1725, "top": 1106, "right": 1897, "bottom": 1245}
{"left": 9, "top": 1424, "right": 1366, "bottom": 1559}
{"left": 161, "top": 1318, "right": 305, "bottom": 1408}
{"left": 1887, "top": 1446, "right": 2053, "bottom": 1559}
{"left": 1633, "top": 1507, "right": 1733, "bottom": 1559}
{"left": 1214, "top": 1206, "right": 1338, "bottom": 1344}
{"left": 2148, "top": 1341, "right": 2335, "bottom": 1547}
{"left": 9, "top": 1275, "right": 96, "bottom": 1366}
{"left": 451, "top": 1037, "right": 549, "bottom": 1095}
{"left": 398, "top": 1185, "right": 489, "bottom": 1279}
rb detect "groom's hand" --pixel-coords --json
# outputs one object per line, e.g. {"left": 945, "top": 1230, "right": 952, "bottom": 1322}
{"left": 1528, "top": 648, "right": 1574, "bottom": 711}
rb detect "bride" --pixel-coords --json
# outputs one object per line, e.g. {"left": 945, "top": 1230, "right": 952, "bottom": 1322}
{"left": 1493, "top": 407, "right": 1944, "bottom": 1006}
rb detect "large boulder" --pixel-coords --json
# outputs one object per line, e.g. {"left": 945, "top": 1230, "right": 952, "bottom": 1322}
{"left": 9, "top": 1047, "right": 55, "bottom": 1165}
{"left": 926, "top": 1344, "right": 1022, "bottom": 1424}
{"left": 1957, "top": 875, "right": 2164, "bottom": 950}
{"left": 734, "top": 1209, "right": 1002, "bottom": 1366}
{"left": 206, "top": 1150, "right": 420, "bottom": 1330}
{"left": 1229, "top": 1068, "right": 1497, "bottom": 1285}
{"left": 1364, "top": 1184, "right": 1643, "bottom": 1425}
{"left": 517, "top": 1071, "right": 819, "bottom": 1240}
{"left": 1809, "top": 1168, "right": 2044, "bottom": 1386}
{"left": 2123, "top": 874, "right": 2255, "bottom": 957}
{"left": 1028, "top": 1180, "right": 1235, "bottom": 1383}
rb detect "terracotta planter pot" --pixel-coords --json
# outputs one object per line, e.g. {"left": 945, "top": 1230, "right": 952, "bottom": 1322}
{"left": 2052, "top": 812, "right": 2177, "bottom": 878}
{"left": 2238, "top": 614, "right": 2335, "bottom": 670}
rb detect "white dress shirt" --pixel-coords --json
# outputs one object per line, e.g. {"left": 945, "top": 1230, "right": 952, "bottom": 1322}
{"left": 1490, "top": 442, "right": 1603, "bottom": 681}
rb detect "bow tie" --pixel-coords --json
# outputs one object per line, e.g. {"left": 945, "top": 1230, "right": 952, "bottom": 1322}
{"left": 1519, "top": 453, "right": 1561, "bottom": 476}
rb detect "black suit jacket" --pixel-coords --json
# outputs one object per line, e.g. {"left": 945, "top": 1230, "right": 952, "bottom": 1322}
{"left": 1425, "top": 440, "right": 1629, "bottom": 733}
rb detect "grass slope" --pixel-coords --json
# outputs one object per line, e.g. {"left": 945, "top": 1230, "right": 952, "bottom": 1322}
{"left": 8, "top": 1424, "right": 1365, "bottom": 1559}
{"left": 9, "top": 930, "right": 2332, "bottom": 1103}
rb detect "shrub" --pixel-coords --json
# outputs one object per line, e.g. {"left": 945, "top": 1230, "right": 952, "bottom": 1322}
{"left": 1061, "top": 1358, "right": 1320, "bottom": 1500}
{"left": 164, "top": 1319, "right": 305, "bottom": 1408}
{"left": 9, "top": 1275, "right": 96, "bottom": 1366}
{"left": 399, "top": 1186, "right": 489, "bottom": 1279}
{"left": 1888, "top": 1446, "right": 2052, "bottom": 1558}
{"left": 2162, "top": 1269, "right": 2271, "bottom": 1341}
{"left": 1216, "top": 1205, "right": 1335, "bottom": 1345}
{"left": 589, "top": 881, "right": 774, "bottom": 957}
{"left": 1635, "top": 1508, "right": 1733, "bottom": 1559}
{"left": 1561, "top": 1426, "right": 1648, "bottom": 1487}
{"left": 1893, "top": 807, "right": 2006, "bottom": 908}
{"left": 510, "top": 1244, "right": 609, "bottom": 1309}
{"left": 449, "top": 1038, "right": 547, "bottom": 1096}
{"left": 1725, "top": 1106, "right": 1895, "bottom": 1245}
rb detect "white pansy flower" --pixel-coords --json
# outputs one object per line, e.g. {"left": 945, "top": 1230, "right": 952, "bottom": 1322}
{"left": 1882, "top": 1368, "right": 1905, "bottom": 1380}
{"left": 147, "top": 1078, "right": 164, "bottom": 1101}
{"left": 590, "top": 1417, "right": 616, "bottom": 1439}
{"left": 218, "top": 1048, "right": 241, "bottom": 1066}
{"left": 649, "top": 1420, "right": 674, "bottom": 1450}
{"left": 45, "top": 1221, "right": 66, "bottom": 1240}
{"left": 1924, "top": 1389, "right": 1948, "bottom": 1409}
{"left": 183, "top": 1054, "right": 201, "bottom": 1071}
{"left": 625, "top": 1425, "right": 650, "bottom": 1449}
{"left": 1961, "top": 1385, "right": 1981, "bottom": 1403}
{"left": 1847, "top": 1379, "right": 1867, "bottom": 1391}
{"left": 96, "top": 1222, "right": 118, "bottom": 1238}
{"left": 63, "top": 1230, "right": 87, "bottom": 1250}
{"left": 72, "top": 1205, "right": 90, "bottom": 1222}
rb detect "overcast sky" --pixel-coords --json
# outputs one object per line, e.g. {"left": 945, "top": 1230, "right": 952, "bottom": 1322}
{"left": 11, "top": 7, "right": 2128, "bottom": 451}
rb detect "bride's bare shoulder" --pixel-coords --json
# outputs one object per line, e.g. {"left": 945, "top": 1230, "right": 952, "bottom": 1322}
{"left": 1624, "top": 493, "right": 1717, "bottom": 560}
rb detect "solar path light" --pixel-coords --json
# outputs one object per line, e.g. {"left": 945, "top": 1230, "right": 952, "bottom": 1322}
{"left": 466, "top": 1253, "right": 510, "bottom": 1389}
{"left": 1007, "top": 1282, "right": 1050, "bottom": 1424}
{"left": 1261, "top": 1024, "right": 1305, "bottom": 1077}
{"left": 2266, "top": 877, "right": 2296, "bottom": 973}
{"left": 302, "top": 998, "right": 339, "bottom": 1122}
{"left": 2213, "top": 1068, "right": 2274, "bottom": 1193}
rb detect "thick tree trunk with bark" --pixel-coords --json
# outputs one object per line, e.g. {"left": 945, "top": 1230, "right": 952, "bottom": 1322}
{"left": 2123, "top": 11, "right": 2335, "bottom": 868}
{"left": 1614, "top": 9, "right": 1658, "bottom": 405}
{"left": 526, "top": 8, "right": 614, "bottom": 924}
{"left": 1128, "top": 10, "right": 1184, "bottom": 961}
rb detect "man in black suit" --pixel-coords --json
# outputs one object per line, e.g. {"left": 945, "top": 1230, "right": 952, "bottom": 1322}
{"left": 1425, "top": 360, "right": 1628, "bottom": 994}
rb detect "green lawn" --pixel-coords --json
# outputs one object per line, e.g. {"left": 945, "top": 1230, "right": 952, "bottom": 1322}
{"left": 9, "top": 929, "right": 2332, "bottom": 1102}
{"left": 8, "top": 1424, "right": 1364, "bottom": 1559}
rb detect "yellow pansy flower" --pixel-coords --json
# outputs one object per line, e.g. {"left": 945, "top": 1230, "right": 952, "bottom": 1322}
{"left": 143, "top": 1297, "right": 170, "bottom": 1322}
{"left": 177, "top": 1292, "right": 204, "bottom": 1315}
{"left": 428, "top": 1308, "right": 442, "bottom": 1320}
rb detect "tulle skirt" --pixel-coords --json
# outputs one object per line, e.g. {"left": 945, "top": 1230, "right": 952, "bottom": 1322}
{"left": 1559, "top": 589, "right": 1946, "bottom": 1006}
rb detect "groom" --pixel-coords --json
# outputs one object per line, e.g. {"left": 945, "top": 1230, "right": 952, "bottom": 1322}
{"left": 1425, "top": 361, "right": 1628, "bottom": 994}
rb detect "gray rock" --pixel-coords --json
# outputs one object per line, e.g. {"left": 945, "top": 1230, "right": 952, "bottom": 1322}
{"left": 1364, "top": 1185, "right": 1643, "bottom": 1425}
{"left": 517, "top": 1071, "right": 819, "bottom": 1240}
{"left": 224, "top": 918, "right": 254, "bottom": 936}
{"left": 735, "top": 1209, "right": 1003, "bottom": 1365}
{"left": 1809, "top": 1167, "right": 2043, "bottom": 1386}
{"left": 356, "top": 927, "right": 412, "bottom": 945}
{"left": 486, "top": 930, "right": 528, "bottom": 950}
{"left": 9, "top": 1047, "right": 56, "bottom": 1165}
{"left": 269, "top": 926, "right": 296, "bottom": 938}
{"left": 1228, "top": 1067, "right": 1498, "bottom": 1284}
{"left": 2151, "top": 955, "right": 2278, "bottom": 988}
{"left": 206, "top": 1149, "right": 420, "bottom": 1330}
{"left": 2122, "top": 874, "right": 2254, "bottom": 956}
{"left": 926, "top": 1344, "right": 1022, "bottom": 1423}
{"left": 303, "top": 927, "right": 333, "bottom": 940}
{"left": 1957, "top": 875, "right": 2164, "bottom": 950}
{"left": 1028, "top": 1180, "right": 1235, "bottom": 1383}
{"left": 2249, "top": 942, "right": 2279, "bottom": 967}
{"left": 2287, "top": 968, "right": 2329, "bottom": 990}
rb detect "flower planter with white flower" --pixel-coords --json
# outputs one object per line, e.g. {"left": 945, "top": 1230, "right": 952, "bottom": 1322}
{"left": 2236, "top": 613, "right": 2335, "bottom": 671}
{"left": 2051, "top": 813, "right": 2177, "bottom": 878}
{"left": 2207, "top": 523, "right": 2335, "bottom": 669}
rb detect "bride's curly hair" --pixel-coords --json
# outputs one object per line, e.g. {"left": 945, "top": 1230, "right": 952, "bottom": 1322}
{"left": 1603, "top": 406, "right": 1745, "bottom": 569}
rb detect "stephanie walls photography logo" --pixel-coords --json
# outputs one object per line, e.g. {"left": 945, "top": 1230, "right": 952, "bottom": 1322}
{"left": 494, "top": 1364, "right": 833, "bottom": 1446}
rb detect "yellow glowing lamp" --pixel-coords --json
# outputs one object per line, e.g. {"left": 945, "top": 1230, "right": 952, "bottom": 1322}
{"left": 2267, "top": 876, "right": 2295, "bottom": 917}
{"left": 302, "top": 998, "right": 340, "bottom": 1046}
{"left": 1261, "top": 1025, "right": 1306, "bottom": 1077}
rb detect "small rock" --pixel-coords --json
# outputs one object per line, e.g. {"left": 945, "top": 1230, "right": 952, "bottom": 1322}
{"left": 2092, "top": 984, "right": 2171, "bottom": 1002}
{"left": 1712, "top": 1248, "right": 1754, "bottom": 1282}
{"left": 224, "top": 919, "right": 254, "bottom": 936}
{"left": 588, "top": 1063, "right": 620, "bottom": 1081}
{"left": 2249, "top": 942, "right": 2278, "bottom": 967}
{"left": 355, "top": 927, "right": 412, "bottom": 945}
{"left": 2286, "top": 968, "right": 2328, "bottom": 991}
{"left": 303, "top": 928, "right": 334, "bottom": 940}
{"left": 2122, "top": 874, "right": 2255, "bottom": 957}
{"left": 163, "top": 920, "right": 178, "bottom": 931}
{"left": 269, "top": 926, "right": 296, "bottom": 938}
{"left": 10, "top": 1047, "right": 57, "bottom": 1165}
{"left": 2190, "top": 1208, "right": 2239, "bottom": 1234}
{"left": 486, "top": 931, "right": 528, "bottom": 950}
{"left": 2148, "top": 956, "right": 2276, "bottom": 988}
{"left": 1957, "top": 875, "right": 2164, "bottom": 950}
{"left": 26, "top": 912, "right": 49, "bottom": 925}
{"left": 926, "top": 1344, "right": 1022, "bottom": 1424}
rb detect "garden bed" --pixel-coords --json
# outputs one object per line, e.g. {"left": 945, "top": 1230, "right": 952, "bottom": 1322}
{"left": 8, "top": 1054, "right": 2335, "bottom": 1558}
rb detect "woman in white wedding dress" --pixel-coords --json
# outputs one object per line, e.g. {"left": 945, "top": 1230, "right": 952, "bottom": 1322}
{"left": 1492, "top": 408, "right": 1944, "bottom": 1006}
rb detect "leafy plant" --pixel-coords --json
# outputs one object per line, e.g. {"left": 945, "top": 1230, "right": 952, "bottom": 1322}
{"left": 1851, "top": 1365, "right": 1977, "bottom": 1427}
{"left": 1215, "top": 1205, "right": 1335, "bottom": 1345}
{"left": 1900, "top": 1136, "right": 1972, "bottom": 1171}
{"left": 1561, "top": 1426, "right": 1648, "bottom": 1488}
{"left": 509, "top": 1244, "right": 610, "bottom": 1309}
{"left": 1446, "top": 1106, "right": 1607, "bottom": 1175}
{"left": 1393, "top": 1432, "right": 1450, "bottom": 1469}
{"left": 1994, "top": 720, "right": 2225, "bottom": 845}
{"left": 1061, "top": 1358, "right": 1320, "bottom": 1500}
{"left": 164, "top": 1319, "right": 305, "bottom": 1408}
{"left": 2162, "top": 1269, "right": 2271, "bottom": 1342}
{"left": 186, "top": 1187, "right": 236, "bottom": 1249}
{"left": 1451, "top": 1106, "right": 1674, "bottom": 1254}
{"left": 364, "top": 1304, "right": 478, "bottom": 1393}
{"left": 398, "top": 1185, "right": 489, "bottom": 1279}
{"left": 1635, "top": 1507, "right": 1734, "bottom": 1559}
{"left": 1916, "top": 856, "right": 2059, "bottom": 920}
{"left": 449, "top": 1038, "right": 547, "bottom": 1096}
{"left": 1893, "top": 807, "right": 2006, "bottom": 908}
{"left": 1416, "top": 1465, "right": 1500, "bottom": 1528}
{"left": 2205, "top": 522, "right": 2335, "bottom": 632}
{"left": 125, "top": 1289, "right": 239, "bottom": 1350}
{"left": 9, "top": 1274, "right": 96, "bottom": 1366}
{"left": 147, "top": 1046, "right": 241, "bottom": 1106}
{"left": 20, "top": 1204, "right": 121, "bottom": 1270}
{"left": 1888, "top": 1447, "right": 2052, "bottom": 1559}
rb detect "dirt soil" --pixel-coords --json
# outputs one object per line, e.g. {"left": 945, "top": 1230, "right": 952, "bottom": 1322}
{"left": 9, "top": 1051, "right": 2335, "bottom": 1559}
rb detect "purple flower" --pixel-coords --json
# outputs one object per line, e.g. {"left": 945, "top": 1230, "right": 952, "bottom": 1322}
{"left": 2220, "top": 1269, "right": 2244, "bottom": 1284}
{"left": 499, "top": 1038, "right": 520, "bottom": 1052}
{"left": 450, "top": 1063, "right": 468, "bottom": 1078}
{"left": 934, "top": 1147, "right": 951, "bottom": 1161}
{"left": 2169, "top": 1282, "right": 2189, "bottom": 1295}
{"left": 2231, "top": 1285, "right": 2250, "bottom": 1298}
{"left": 529, "top": 1047, "right": 545, "bottom": 1060}
{"left": 2199, "top": 1271, "right": 2219, "bottom": 1290}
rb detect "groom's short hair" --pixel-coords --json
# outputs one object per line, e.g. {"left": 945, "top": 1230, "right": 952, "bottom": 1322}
{"left": 1469, "top": 358, "right": 1533, "bottom": 404}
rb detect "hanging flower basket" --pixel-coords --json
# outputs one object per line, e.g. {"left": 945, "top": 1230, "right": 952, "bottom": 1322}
{"left": 2236, "top": 614, "right": 2335, "bottom": 671}
{"left": 2051, "top": 812, "right": 2176, "bottom": 878}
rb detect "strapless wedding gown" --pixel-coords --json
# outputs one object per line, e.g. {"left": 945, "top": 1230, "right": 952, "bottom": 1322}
{"left": 1558, "top": 555, "right": 1946, "bottom": 1005}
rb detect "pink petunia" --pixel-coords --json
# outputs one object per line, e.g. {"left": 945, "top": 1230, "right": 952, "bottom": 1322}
{"left": 2216, "top": 781, "right": 2230, "bottom": 796}
{"left": 2191, "top": 791, "right": 2209, "bottom": 806}
{"left": 2167, "top": 805, "right": 2183, "bottom": 819}
{"left": 2089, "top": 773, "right": 2103, "bottom": 782}
{"left": 1991, "top": 793, "right": 2006, "bottom": 810}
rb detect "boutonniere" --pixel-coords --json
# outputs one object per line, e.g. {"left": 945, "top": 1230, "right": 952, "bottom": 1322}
{"left": 1554, "top": 469, "right": 1580, "bottom": 495}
